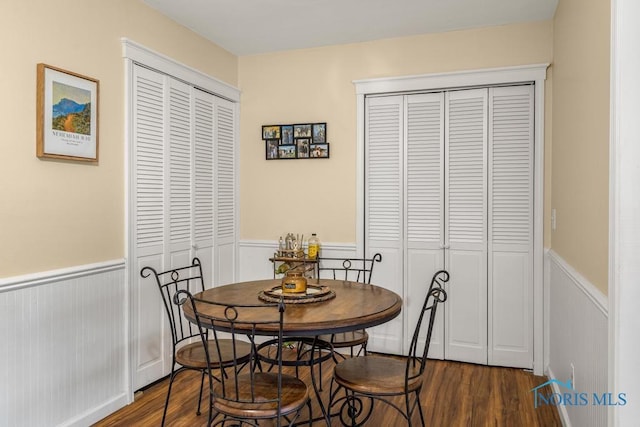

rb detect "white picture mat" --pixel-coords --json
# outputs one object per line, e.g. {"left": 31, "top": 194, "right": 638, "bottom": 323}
{"left": 43, "top": 67, "right": 97, "bottom": 158}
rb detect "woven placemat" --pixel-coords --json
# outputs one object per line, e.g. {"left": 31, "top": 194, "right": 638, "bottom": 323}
{"left": 258, "top": 285, "right": 336, "bottom": 304}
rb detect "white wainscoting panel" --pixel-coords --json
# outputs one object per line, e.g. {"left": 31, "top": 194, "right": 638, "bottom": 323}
{"left": 547, "top": 250, "right": 608, "bottom": 427}
{"left": 0, "top": 260, "right": 128, "bottom": 427}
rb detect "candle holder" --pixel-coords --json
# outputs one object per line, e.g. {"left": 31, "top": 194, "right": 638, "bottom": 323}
{"left": 281, "top": 270, "right": 308, "bottom": 293}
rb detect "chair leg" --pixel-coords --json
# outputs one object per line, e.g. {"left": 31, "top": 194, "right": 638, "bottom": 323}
{"left": 414, "top": 389, "right": 426, "bottom": 427}
{"left": 403, "top": 389, "right": 425, "bottom": 427}
{"left": 347, "top": 390, "right": 358, "bottom": 427}
{"left": 207, "top": 374, "right": 219, "bottom": 427}
{"left": 161, "top": 369, "right": 177, "bottom": 427}
{"left": 328, "top": 379, "right": 347, "bottom": 426}
{"left": 295, "top": 342, "right": 301, "bottom": 378}
{"left": 317, "top": 346, "right": 323, "bottom": 391}
{"left": 196, "top": 369, "right": 205, "bottom": 416}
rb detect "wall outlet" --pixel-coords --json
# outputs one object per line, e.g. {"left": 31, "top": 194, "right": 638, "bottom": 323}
{"left": 551, "top": 208, "right": 557, "bottom": 231}
{"left": 570, "top": 363, "right": 575, "bottom": 389}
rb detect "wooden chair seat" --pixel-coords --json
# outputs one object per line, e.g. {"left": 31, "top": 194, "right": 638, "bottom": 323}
{"left": 333, "top": 356, "right": 423, "bottom": 395}
{"left": 213, "top": 372, "right": 309, "bottom": 418}
{"left": 316, "top": 329, "right": 368, "bottom": 349}
{"left": 176, "top": 339, "right": 251, "bottom": 370}
{"left": 329, "top": 270, "right": 449, "bottom": 426}
{"left": 181, "top": 291, "right": 313, "bottom": 426}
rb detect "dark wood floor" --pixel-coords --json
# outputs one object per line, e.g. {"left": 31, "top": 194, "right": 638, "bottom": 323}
{"left": 94, "top": 354, "right": 561, "bottom": 426}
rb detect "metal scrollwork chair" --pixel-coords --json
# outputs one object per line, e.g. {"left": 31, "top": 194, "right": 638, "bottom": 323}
{"left": 281, "top": 253, "right": 383, "bottom": 396}
{"left": 315, "top": 253, "right": 382, "bottom": 358}
{"left": 328, "top": 269, "right": 449, "bottom": 426}
{"left": 140, "top": 258, "right": 251, "bottom": 426}
{"left": 176, "top": 290, "right": 312, "bottom": 427}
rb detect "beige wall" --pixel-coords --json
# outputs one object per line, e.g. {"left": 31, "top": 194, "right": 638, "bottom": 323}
{"left": 5, "top": 1, "right": 603, "bottom": 287}
{"left": 0, "top": 0, "right": 237, "bottom": 277}
{"left": 238, "top": 22, "right": 554, "bottom": 244}
{"left": 552, "top": 0, "right": 610, "bottom": 292}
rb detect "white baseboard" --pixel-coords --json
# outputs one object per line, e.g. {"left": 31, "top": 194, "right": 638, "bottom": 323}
{"left": 61, "top": 393, "right": 130, "bottom": 427}
{"left": 545, "top": 367, "right": 573, "bottom": 427}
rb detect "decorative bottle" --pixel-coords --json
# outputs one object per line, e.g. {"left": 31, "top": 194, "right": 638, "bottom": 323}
{"left": 307, "top": 233, "right": 320, "bottom": 259}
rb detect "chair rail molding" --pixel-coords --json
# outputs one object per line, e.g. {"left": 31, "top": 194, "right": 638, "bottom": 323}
{"left": 547, "top": 250, "right": 607, "bottom": 315}
{"left": 0, "top": 258, "right": 125, "bottom": 293}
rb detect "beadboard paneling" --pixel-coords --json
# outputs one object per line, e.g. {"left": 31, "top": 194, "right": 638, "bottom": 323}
{"left": 0, "top": 261, "right": 128, "bottom": 427}
{"left": 547, "top": 250, "right": 608, "bottom": 427}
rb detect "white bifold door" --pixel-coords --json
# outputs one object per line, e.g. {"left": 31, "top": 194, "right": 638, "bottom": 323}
{"left": 130, "top": 64, "right": 238, "bottom": 390}
{"left": 365, "top": 85, "right": 534, "bottom": 369}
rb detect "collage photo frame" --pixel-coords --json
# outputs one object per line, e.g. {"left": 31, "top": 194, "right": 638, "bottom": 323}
{"left": 263, "top": 122, "right": 329, "bottom": 160}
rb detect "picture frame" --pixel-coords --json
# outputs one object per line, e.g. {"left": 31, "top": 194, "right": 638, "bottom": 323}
{"left": 266, "top": 140, "right": 279, "bottom": 160}
{"left": 296, "top": 138, "right": 310, "bottom": 158}
{"left": 261, "top": 122, "right": 328, "bottom": 160}
{"left": 262, "top": 125, "right": 281, "bottom": 140}
{"left": 36, "top": 63, "right": 99, "bottom": 162}
{"left": 312, "top": 123, "right": 326, "bottom": 143}
{"left": 281, "top": 125, "right": 293, "bottom": 145}
{"left": 294, "top": 124, "right": 312, "bottom": 138}
{"left": 310, "top": 143, "right": 330, "bottom": 158}
{"left": 278, "top": 144, "right": 297, "bottom": 159}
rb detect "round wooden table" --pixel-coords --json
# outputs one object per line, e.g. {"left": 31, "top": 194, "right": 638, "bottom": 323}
{"left": 184, "top": 278, "right": 402, "bottom": 336}
{"left": 184, "top": 278, "right": 402, "bottom": 426}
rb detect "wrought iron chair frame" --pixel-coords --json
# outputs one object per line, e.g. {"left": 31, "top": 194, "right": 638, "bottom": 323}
{"left": 315, "top": 253, "right": 382, "bottom": 359}
{"left": 141, "top": 258, "right": 250, "bottom": 426}
{"left": 274, "top": 253, "right": 383, "bottom": 397}
{"left": 327, "top": 269, "right": 449, "bottom": 426}
{"left": 316, "top": 253, "right": 382, "bottom": 285}
{"left": 176, "top": 290, "right": 312, "bottom": 427}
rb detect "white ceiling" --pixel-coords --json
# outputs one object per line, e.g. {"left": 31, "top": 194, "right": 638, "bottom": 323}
{"left": 143, "top": 0, "right": 558, "bottom": 56}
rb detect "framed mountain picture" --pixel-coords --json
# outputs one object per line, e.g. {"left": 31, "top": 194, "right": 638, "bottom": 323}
{"left": 36, "top": 63, "right": 99, "bottom": 162}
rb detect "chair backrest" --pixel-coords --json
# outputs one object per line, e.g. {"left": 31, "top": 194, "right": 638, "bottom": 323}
{"left": 317, "top": 253, "right": 382, "bottom": 284}
{"left": 405, "top": 270, "right": 449, "bottom": 386}
{"left": 140, "top": 258, "right": 206, "bottom": 348}
{"left": 177, "top": 290, "right": 287, "bottom": 415}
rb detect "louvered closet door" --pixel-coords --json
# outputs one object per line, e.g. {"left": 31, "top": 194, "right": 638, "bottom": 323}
{"left": 488, "top": 85, "right": 534, "bottom": 368}
{"left": 444, "top": 88, "right": 488, "bottom": 365}
{"left": 166, "top": 78, "right": 193, "bottom": 274}
{"left": 132, "top": 66, "right": 239, "bottom": 389}
{"left": 405, "top": 93, "right": 446, "bottom": 358}
{"left": 364, "top": 95, "right": 404, "bottom": 354}
{"left": 214, "top": 97, "right": 237, "bottom": 286}
{"left": 132, "top": 65, "right": 166, "bottom": 389}
{"left": 193, "top": 89, "right": 215, "bottom": 285}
